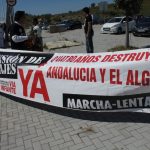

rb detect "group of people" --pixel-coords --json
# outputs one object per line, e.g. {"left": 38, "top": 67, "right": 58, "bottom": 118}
{"left": 0, "top": 7, "right": 94, "bottom": 53}
{"left": 0, "top": 11, "right": 43, "bottom": 51}
{"left": 9, "top": 11, "right": 43, "bottom": 51}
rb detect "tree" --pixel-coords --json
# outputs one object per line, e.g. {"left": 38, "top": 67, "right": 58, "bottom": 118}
{"left": 114, "top": 0, "right": 143, "bottom": 48}
{"left": 114, "top": 0, "right": 143, "bottom": 16}
{"left": 68, "top": 11, "right": 73, "bottom": 14}
{"left": 91, "top": 3, "right": 96, "bottom": 8}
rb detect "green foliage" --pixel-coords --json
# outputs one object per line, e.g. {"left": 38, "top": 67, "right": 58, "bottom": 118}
{"left": 43, "top": 44, "right": 48, "bottom": 49}
{"left": 52, "top": 15, "right": 61, "bottom": 23}
{"left": 140, "top": 0, "right": 150, "bottom": 15}
{"left": 91, "top": 3, "right": 96, "bottom": 8}
{"left": 41, "top": 14, "right": 52, "bottom": 24}
{"left": 108, "top": 45, "right": 138, "bottom": 52}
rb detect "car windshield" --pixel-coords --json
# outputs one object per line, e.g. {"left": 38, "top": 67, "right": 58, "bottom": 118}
{"left": 108, "top": 18, "right": 122, "bottom": 23}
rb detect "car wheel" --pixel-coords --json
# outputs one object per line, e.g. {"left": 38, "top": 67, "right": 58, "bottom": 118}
{"left": 117, "top": 28, "right": 122, "bottom": 34}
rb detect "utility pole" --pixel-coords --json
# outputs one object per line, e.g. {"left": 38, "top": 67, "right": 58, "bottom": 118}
{"left": 5, "top": 0, "right": 16, "bottom": 48}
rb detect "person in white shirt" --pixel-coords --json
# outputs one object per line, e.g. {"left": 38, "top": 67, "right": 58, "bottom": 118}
{"left": 32, "top": 18, "right": 43, "bottom": 51}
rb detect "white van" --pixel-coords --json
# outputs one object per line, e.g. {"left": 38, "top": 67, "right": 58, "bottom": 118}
{"left": 100, "top": 16, "right": 135, "bottom": 34}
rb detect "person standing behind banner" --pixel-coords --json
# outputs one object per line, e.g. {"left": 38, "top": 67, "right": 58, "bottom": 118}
{"left": 10, "top": 11, "right": 31, "bottom": 50}
{"left": 0, "top": 23, "right": 5, "bottom": 48}
{"left": 32, "top": 18, "right": 43, "bottom": 52}
{"left": 82, "top": 7, "right": 94, "bottom": 53}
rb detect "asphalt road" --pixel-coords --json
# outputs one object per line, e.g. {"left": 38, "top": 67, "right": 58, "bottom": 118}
{"left": 42, "top": 25, "right": 150, "bottom": 53}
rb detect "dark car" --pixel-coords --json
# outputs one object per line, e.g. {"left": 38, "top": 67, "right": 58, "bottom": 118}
{"left": 133, "top": 17, "right": 150, "bottom": 36}
{"left": 61, "top": 20, "right": 82, "bottom": 30}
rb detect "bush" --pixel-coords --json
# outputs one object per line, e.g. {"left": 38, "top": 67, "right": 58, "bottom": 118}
{"left": 107, "top": 45, "right": 138, "bottom": 52}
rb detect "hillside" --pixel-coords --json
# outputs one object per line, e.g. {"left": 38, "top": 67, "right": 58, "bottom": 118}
{"left": 34, "top": 0, "right": 150, "bottom": 25}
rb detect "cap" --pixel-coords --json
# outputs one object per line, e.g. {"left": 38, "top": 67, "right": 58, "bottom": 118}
{"left": 82, "top": 7, "right": 90, "bottom": 14}
{"left": 15, "top": 11, "right": 25, "bottom": 21}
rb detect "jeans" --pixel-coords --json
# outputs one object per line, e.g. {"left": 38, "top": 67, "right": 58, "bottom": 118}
{"left": 86, "top": 36, "right": 94, "bottom": 53}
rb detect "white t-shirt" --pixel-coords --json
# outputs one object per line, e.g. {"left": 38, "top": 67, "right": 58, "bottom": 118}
{"left": 33, "top": 25, "right": 42, "bottom": 37}
{"left": 0, "top": 27, "right": 4, "bottom": 48}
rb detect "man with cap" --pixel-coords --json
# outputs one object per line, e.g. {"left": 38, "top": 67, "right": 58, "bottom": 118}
{"left": 82, "top": 7, "right": 94, "bottom": 53}
{"left": 10, "top": 11, "right": 31, "bottom": 50}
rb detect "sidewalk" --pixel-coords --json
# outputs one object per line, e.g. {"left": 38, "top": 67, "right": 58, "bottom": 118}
{"left": 0, "top": 94, "right": 150, "bottom": 150}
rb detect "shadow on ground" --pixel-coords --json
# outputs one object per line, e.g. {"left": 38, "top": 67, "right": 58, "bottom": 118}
{"left": 1, "top": 92, "right": 150, "bottom": 123}
{"left": 141, "top": 45, "right": 150, "bottom": 48}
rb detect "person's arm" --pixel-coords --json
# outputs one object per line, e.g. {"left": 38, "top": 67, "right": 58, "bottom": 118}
{"left": 12, "top": 35, "right": 28, "bottom": 43}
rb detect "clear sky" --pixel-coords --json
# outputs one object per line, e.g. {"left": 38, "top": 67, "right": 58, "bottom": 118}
{"left": 14, "top": 0, "right": 113, "bottom": 15}
{"left": 0, "top": 0, "right": 113, "bottom": 21}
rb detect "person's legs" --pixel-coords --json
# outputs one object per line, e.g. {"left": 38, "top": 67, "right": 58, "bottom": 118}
{"left": 86, "top": 36, "right": 94, "bottom": 53}
{"left": 86, "top": 36, "right": 90, "bottom": 53}
{"left": 88, "top": 36, "right": 94, "bottom": 53}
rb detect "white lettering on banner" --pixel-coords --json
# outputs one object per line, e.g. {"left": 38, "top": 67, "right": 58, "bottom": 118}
{"left": 0, "top": 55, "right": 27, "bottom": 64}
{"left": 116, "top": 97, "right": 144, "bottom": 108}
{"left": 65, "top": 96, "right": 149, "bottom": 110}
{"left": 145, "top": 97, "right": 150, "bottom": 107}
{"left": 0, "top": 64, "right": 16, "bottom": 74}
{"left": 67, "top": 98, "right": 112, "bottom": 110}
{"left": 25, "top": 57, "right": 46, "bottom": 64}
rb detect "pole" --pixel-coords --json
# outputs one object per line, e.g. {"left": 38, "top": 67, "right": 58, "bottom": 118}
{"left": 5, "top": 2, "right": 14, "bottom": 48}
{"left": 125, "top": 15, "right": 129, "bottom": 48}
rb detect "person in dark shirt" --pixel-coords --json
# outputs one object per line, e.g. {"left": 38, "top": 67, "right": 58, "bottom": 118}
{"left": 82, "top": 7, "right": 94, "bottom": 53}
{"left": 10, "top": 11, "right": 30, "bottom": 50}
{"left": 0, "top": 23, "right": 5, "bottom": 48}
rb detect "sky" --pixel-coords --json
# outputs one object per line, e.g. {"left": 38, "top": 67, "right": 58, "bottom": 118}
{"left": 0, "top": 0, "right": 113, "bottom": 21}
{"left": 13, "top": 0, "right": 113, "bottom": 15}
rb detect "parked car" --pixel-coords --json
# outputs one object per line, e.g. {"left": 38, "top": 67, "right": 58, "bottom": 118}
{"left": 60, "top": 20, "right": 82, "bottom": 30}
{"left": 132, "top": 17, "right": 150, "bottom": 36}
{"left": 41, "top": 25, "right": 48, "bottom": 30}
{"left": 100, "top": 16, "right": 135, "bottom": 34}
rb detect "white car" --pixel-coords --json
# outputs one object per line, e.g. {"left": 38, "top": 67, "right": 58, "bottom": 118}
{"left": 100, "top": 16, "right": 135, "bottom": 34}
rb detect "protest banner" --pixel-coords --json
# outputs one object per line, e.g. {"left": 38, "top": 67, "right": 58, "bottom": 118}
{"left": 0, "top": 48, "right": 150, "bottom": 113}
